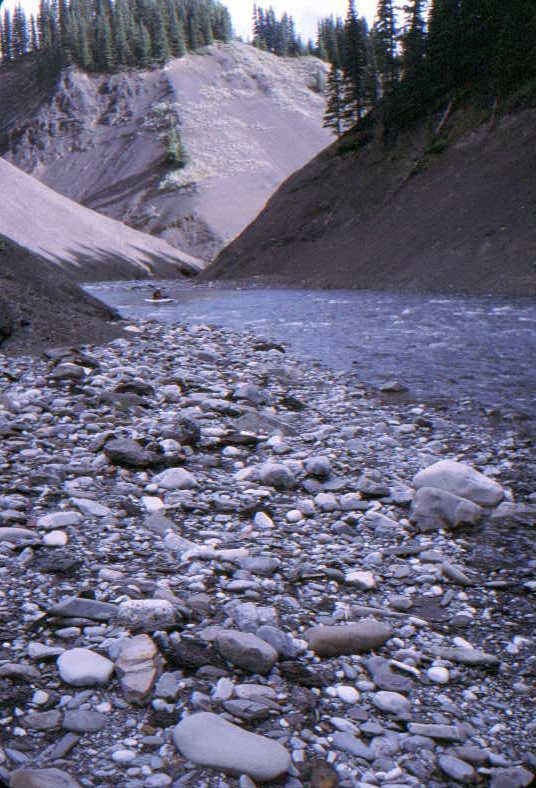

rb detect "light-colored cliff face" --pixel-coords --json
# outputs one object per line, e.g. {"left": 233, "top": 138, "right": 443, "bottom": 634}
{"left": 0, "top": 158, "right": 203, "bottom": 281}
{"left": 1, "top": 43, "right": 330, "bottom": 260}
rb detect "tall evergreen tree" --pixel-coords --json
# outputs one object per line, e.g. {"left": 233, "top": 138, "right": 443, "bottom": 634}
{"left": 427, "top": 0, "right": 460, "bottom": 92}
{"left": 323, "top": 64, "right": 345, "bottom": 135}
{"left": 151, "top": 2, "right": 170, "bottom": 61}
{"left": 2, "top": 9, "right": 13, "bottom": 61}
{"left": 373, "top": 0, "right": 399, "bottom": 94}
{"left": 401, "top": 0, "right": 426, "bottom": 85}
{"left": 341, "top": 0, "right": 367, "bottom": 122}
{"left": 12, "top": 5, "right": 29, "bottom": 58}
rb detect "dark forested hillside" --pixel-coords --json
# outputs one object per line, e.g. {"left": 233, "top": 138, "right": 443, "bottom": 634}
{"left": 0, "top": 0, "right": 232, "bottom": 74}
{"left": 316, "top": 0, "right": 536, "bottom": 137}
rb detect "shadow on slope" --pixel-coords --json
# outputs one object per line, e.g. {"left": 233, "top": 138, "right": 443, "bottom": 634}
{"left": 45, "top": 244, "right": 200, "bottom": 282}
{"left": 0, "top": 235, "right": 125, "bottom": 357}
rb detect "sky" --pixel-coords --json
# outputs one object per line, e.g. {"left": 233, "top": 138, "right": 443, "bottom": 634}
{"left": 227, "top": 0, "right": 379, "bottom": 42}
{"left": 4, "top": 0, "right": 380, "bottom": 44}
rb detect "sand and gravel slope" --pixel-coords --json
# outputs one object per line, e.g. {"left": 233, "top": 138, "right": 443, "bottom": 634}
{"left": 0, "top": 159, "right": 203, "bottom": 281}
{"left": 1, "top": 43, "right": 330, "bottom": 261}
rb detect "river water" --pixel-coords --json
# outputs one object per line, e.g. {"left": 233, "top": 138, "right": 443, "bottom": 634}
{"left": 86, "top": 282, "right": 536, "bottom": 419}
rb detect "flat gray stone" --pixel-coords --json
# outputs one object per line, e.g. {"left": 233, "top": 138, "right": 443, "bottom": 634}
{"left": 407, "top": 722, "right": 467, "bottom": 741}
{"left": 24, "top": 710, "right": 62, "bottom": 730}
{"left": 48, "top": 597, "right": 117, "bottom": 621}
{"left": 0, "top": 527, "right": 38, "bottom": 544}
{"left": 331, "top": 731, "right": 374, "bottom": 760}
{"left": 305, "top": 455, "right": 331, "bottom": 479}
{"left": 258, "top": 462, "right": 295, "bottom": 489}
{"left": 489, "top": 766, "right": 535, "bottom": 787}
{"left": 173, "top": 712, "right": 290, "bottom": 781}
{"left": 413, "top": 460, "right": 504, "bottom": 506}
{"left": 36, "top": 511, "right": 83, "bottom": 529}
{"left": 153, "top": 467, "right": 197, "bottom": 490}
{"left": 104, "top": 438, "right": 161, "bottom": 469}
{"left": 11, "top": 768, "right": 82, "bottom": 787}
{"left": 438, "top": 754, "right": 476, "bottom": 783}
{"left": 71, "top": 497, "right": 111, "bottom": 517}
{"left": 216, "top": 630, "right": 278, "bottom": 674}
{"left": 432, "top": 646, "right": 500, "bottom": 666}
{"left": 305, "top": 619, "right": 392, "bottom": 657}
{"left": 62, "top": 710, "right": 107, "bottom": 732}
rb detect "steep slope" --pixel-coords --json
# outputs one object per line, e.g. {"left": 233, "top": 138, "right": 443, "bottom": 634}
{"left": 0, "top": 159, "right": 202, "bottom": 281}
{"left": 202, "top": 102, "right": 536, "bottom": 295}
{"left": 0, "top": 43, "right": 330, "bottom": 261}
{"left": 0, "top": 234, "right": 123, "bottom": 355}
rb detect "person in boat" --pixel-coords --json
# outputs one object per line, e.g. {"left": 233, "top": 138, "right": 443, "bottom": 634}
{"left": 152, "top": 289, "right": 164, "bottom": 300}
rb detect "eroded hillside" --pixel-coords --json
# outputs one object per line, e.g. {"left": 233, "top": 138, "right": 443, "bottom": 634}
{"left": 202, "top": 99, "right": 536, "bottom": 295}
{"left": 0, "top": 43, "right": 330, "bottom": 260}
{"left": 0, "top": 158, "right": 203, "bottom": 280}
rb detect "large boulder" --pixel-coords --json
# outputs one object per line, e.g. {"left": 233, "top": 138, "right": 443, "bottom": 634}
{"left": 413, "top": 460, "right": 504, "bottom": 506}
{"left": 173, "top": 712, "right": 290, "bottom": 781}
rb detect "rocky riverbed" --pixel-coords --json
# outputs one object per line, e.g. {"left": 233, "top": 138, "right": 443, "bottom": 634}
{"left": 0, "top": 318, "right": 534, "bottom": 788}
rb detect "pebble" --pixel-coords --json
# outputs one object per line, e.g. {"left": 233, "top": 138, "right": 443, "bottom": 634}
{"left": 335, "top": 685, "right": 359, "bottom": 704}
{"left": 372, "top": 690, "right": 411, "bottom": 714}
{"left": 427, "top": 666, "right": 450, "bottom": 684}
{"left": 11, "top": 768, "right": 82, "bottom": 787}
{"left": 43, "top": 530, "right": 68, "bottom": 546}
{"left": 438, "top": 754, "right": 476, "bottom": 782}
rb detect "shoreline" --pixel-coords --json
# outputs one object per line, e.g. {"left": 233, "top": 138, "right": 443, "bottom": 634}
{"left": 0, "top": 317, "right": 534, "bottom": 787}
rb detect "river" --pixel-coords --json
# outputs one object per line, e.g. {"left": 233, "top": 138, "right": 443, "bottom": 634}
{"left": 85, "top": 282, "right": 536, "bottom": 420}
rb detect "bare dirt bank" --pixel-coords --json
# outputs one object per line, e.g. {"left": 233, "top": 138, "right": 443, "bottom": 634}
{"left": 0, "top": 235, "right": 124, "bottom": 355}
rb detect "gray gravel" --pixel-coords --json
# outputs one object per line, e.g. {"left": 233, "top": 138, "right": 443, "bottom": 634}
{"left": 0, "top": 318, "right": 534, "bottom": 787}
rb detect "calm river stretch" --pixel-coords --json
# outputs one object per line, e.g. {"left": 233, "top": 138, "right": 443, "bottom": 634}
{"left": 86, "top": 282, "right": 536, "bottom": 420}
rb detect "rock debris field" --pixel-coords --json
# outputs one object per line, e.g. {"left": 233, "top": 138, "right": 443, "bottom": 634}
{"left": 0, "top": 318, "right": 534, "bottom": 788}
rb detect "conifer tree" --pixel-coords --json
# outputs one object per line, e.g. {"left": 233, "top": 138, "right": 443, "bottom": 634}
{"left": 151, "top": 3, "right": 170, "bottom": 62}
{"left": 12, "top": 5, "right": 29, "bottom": 58}
{"left": 401, "top": 0, "right": 426, "bottom": 86}
{"left": 427, "top": 0, "right": 460, "bottom": 92}
{"left": 341, "top": 0, "right": 367, "bottom": 121}
{"left": 323, "top": 64, "right": 345, "bottom": 135}
{"left": 166, "top": 0, "right": 186, "bottom": 58}
{"left": 95, "top": 11, "right": 114, "bottom": 70}
{"left": 373, "top": 0, "right": 398, "bottom": 94}
{"left": 2, "top": 9, "right": 13, "bottom": 61}
{"left": 29, "top": 14, "right": 39, "bottom": 51}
